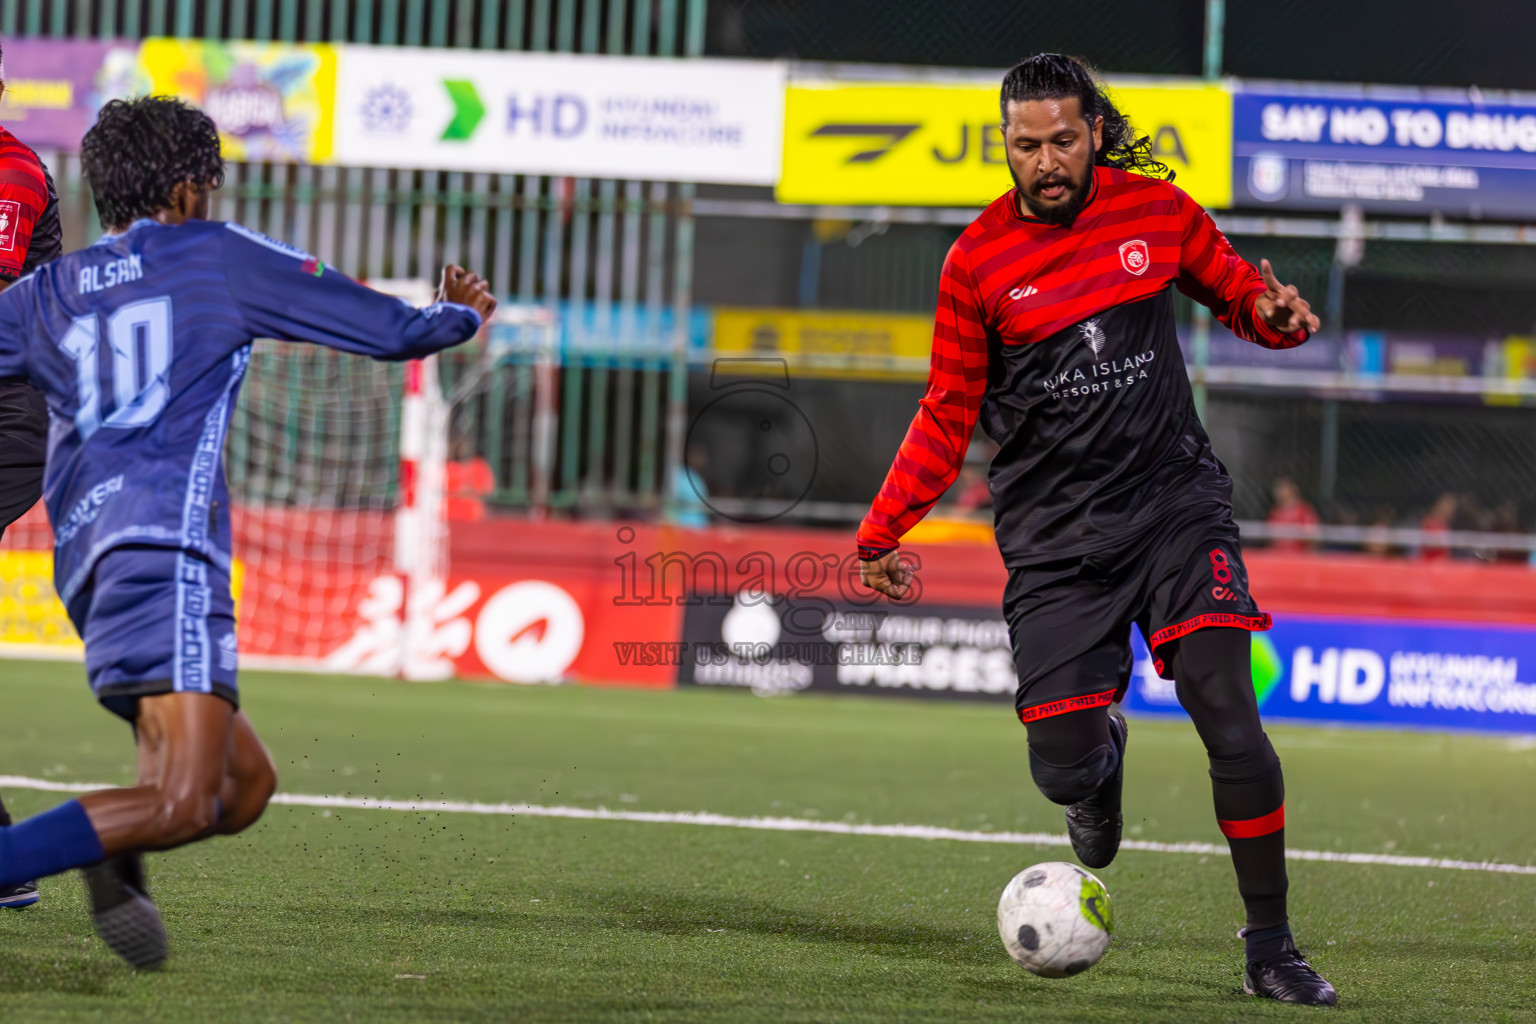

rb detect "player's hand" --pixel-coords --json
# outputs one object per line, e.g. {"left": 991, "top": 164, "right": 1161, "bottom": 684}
{"left": 438, "top": 264, "right": 498, "bottom": 322}
{"left": 1255, "top": 258, "right": 1320, "bottom": 335}
{"left": 859, "top": 549, "right": 915, "bottom": 601}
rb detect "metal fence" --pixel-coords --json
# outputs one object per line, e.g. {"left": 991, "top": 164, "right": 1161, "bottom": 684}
{"left": 11, "top": 0, "right": 1536, "bottom": 548}
{"left": 20, "top": 0, "right": 707, "bottom": 518}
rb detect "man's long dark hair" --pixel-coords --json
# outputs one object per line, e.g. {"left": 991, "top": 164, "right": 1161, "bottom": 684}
{"left": 999, "top": 53, "right": 1173, "bottom": 181}
{"left": 82, "top": 96, "right": 225, "bottom": 229}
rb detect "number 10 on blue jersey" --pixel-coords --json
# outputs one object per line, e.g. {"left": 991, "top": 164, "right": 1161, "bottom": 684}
{"left": 60, "top": 295, "right": 172, "bottom": 440}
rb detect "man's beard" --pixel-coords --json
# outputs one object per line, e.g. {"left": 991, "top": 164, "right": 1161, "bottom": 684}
{"left": 1012, "top": 155, "right": 1095, "bottom": 226}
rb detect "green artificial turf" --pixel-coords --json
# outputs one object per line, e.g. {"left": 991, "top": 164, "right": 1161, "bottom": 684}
{"left": 0, "top": 658, "right": 1532, "bottom": 1022}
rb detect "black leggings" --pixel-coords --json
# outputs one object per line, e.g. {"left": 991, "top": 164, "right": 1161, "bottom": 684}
{"left": 1026, "top": 627, "right": 1288, "bottom": 928}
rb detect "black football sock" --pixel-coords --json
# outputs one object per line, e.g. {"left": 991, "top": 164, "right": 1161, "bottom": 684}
{"left": 0, "top": 792, "right": 11, "bottom": 827}
{"left": 1210, "top": 738, "right": 1289, "bottom": 929}
{"left": 1170, "top": 627, "right": 1290, "bottom": 931}
{"left": 1242, "top": 920, "right": 1294, "bottom": 962}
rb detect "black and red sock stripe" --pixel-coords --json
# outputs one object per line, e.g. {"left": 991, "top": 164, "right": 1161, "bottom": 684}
{"left": 1218, "top": 801, "right": 1285, "bottom": 839}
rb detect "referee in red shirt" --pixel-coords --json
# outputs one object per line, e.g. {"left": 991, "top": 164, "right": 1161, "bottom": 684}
{"left": 0, "top": 38, "right": 65, "bottom": 912}
{"left": 859, "top": 55, "right": 1335, "bottom": 1005}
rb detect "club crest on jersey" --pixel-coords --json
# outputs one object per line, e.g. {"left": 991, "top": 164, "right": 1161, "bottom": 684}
{"left": 0, "top": 200, "right": 17, "bottom": 251}
{"left": 1078, "top": 319, "right": 1107, "bottom": 356}
{"left": 1119, "top": 239, "right": 1150, "bottom": 276}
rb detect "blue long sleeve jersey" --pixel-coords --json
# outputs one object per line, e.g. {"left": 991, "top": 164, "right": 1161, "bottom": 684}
{"left": 0, "top": 219, "right": 483, "bottom": 605}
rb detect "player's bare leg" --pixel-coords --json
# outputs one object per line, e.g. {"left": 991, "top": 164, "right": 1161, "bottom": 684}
{"left": 76, "top": 693, "right": 277, "bottom": 969}
{"left": 214, "top": 712, "right": 279, "bottom": 836}
{"left": 80, "top": 692, "right": 236, "bottom": 854}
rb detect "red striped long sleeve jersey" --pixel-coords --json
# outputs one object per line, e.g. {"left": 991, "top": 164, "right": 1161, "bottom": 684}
{"left": 857, "top": 166, "right": 1306, "bottom": 567}
{"left": 0, "top": 126, "right": 61, "bottom": 282}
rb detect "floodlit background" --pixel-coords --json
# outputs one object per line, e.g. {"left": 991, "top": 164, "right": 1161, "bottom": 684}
{"left": 0, "top": 3, "right": 1533, "bottom": 1022}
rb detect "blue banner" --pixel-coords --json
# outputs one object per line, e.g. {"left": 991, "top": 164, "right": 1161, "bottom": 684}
{"left": 1232, "top": 86, "right": 1536, "bottom": 218}
{"left": 1126, "top": 616, "right": 1536, "bottom": 735}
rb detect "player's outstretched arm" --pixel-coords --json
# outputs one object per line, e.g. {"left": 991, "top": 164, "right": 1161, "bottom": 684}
{"left": 223, "top": 225, "right": 492, "bottom": 361}
{"left": 1172, "top": 188, "right": 1315, "bottom": 350}
{"left": 855, "top": 243, "right": 989, "bottom": 596}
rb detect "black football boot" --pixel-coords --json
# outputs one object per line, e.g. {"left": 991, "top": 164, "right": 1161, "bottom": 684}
{"left": 0, "top": 879, "right": 39, "bottom": 909}
{"left": 82, "top": 854, "right": 168, "bottom": 970}
{"left": 1243, "top": 933, "right": 1338, "bottom": 1006}
{"left": 1064, "top": 708, "right": 1128, "bottom": 869}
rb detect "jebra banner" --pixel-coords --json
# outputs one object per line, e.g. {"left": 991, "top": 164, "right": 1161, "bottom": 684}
{"left": 777, "top": 79, "right": 1231, "bottom": 208}
{"left": 1125, "top": 616, "right": 1536, "bottom": 734}
{"left": 333, "top": 46, "right": 785, "bottom": 184}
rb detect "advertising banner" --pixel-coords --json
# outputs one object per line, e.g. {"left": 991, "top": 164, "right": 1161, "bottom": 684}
{"left": 333, "top": 47, "right": 785, "bottom": 184}
{"left": 1233, "top": 86, "right": 1536, "bottom": 217}
{"left": 712, "top": 307, "right": 934, "bottom": 379}
{"left": 679, "top": 590, "right": 1016, "bottom": 703}
{"left": 322, "top": 568, "right": 677, "bottom": 687}
{"left": 1125, "top": 617, "right": 1536, "bottom": 734}
{"left": 0, "top": 544, "right": 244, "bottom": 656}
{"left": 777, "top": 79, "right": 1231, "bottom": 208}
{"left": 0, "top": 39, "right": 144, "bottom": 152}
{"left": 138, "top": 38, "right": 336, "bottom": 163}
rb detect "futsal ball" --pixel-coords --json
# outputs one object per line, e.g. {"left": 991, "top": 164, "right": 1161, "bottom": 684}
{"left": 996, "top": 861, "right": 1113, "bottom": 977}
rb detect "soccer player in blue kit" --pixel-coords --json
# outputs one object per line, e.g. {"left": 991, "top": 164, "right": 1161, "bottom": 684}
{"left": 0, "top": 96, "right": 497, "bottom": 968}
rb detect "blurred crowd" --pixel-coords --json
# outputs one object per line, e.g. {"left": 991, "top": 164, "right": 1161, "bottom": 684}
{"left": 1265, "top": 477, "right": 1532, "bottom": 564}
{"left": 939, "top": 442, "right": 1532, "bottom": 566}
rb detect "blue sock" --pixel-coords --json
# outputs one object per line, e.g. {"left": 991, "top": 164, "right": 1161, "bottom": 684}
{"left": 1243, "top": 920, "right": 1293, "bottom": 962}
{"left": 0, "top": 800, "right": 106, "bottom": 888}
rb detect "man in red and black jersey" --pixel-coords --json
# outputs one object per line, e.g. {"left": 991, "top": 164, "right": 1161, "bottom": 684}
{"left": 0, "top": 38, "right": 66, "bottom": 912}
{"left": 859, "top": 55, "right": 1335, "bottom": 1005}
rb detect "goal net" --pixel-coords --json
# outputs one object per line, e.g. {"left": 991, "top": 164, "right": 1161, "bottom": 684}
{"left": 0, "top": 282, "right": 557, "bottom": 680}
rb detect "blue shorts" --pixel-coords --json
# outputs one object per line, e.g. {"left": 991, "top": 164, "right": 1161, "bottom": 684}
{"left": 65, "top": 545, "right": 239, "bottom": 723}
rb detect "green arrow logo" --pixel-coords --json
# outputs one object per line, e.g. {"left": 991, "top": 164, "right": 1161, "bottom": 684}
{"left": 441, "top": 80, "right": 485, "bottom": 142}
{"left": 1252, "top": 633, "right": 1284, "bottom": 706}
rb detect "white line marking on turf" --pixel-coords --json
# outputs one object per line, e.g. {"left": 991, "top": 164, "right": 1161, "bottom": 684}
{"left": 3, "top": 774, "right": 1532, "bottom": 877}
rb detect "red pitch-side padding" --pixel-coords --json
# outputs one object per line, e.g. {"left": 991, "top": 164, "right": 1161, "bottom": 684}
{"left": 1218, "top": 803, "right": 1285, "bottom": 839}
{"left": 448, "top": 518, "right": 1536, "bottom": 624}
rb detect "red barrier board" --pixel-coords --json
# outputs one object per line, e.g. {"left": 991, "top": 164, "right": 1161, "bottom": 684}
{"left": 6, "top": 509, "right": 1533, "bottom": 685}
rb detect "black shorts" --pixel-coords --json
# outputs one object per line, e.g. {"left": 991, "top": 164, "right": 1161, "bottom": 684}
{"left": 1002, "top": 505, "right": 1270, "bottom": 723}
{"left": 0, "top": 378, "right": 46, "bottom": 536}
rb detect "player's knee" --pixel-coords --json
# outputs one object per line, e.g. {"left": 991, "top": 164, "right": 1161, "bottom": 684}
{"left": 222, "top": 749, "right": 278, "bottom": 835}
{"left": 245, "top": 749, "right": 278, "bottom": 815}
{"left": 150, "top": 790, "right": 220, "bottom": 845}
{"left": 1208, "top": 733, "right": 1281, "bottom": 785}
{"left": 1029, "top": 744, "right": 1118, "bottom": 805}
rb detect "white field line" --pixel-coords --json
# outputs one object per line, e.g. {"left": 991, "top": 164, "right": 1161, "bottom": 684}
{"left": 3, "top": 774, "right": 1532, "bottom": 877}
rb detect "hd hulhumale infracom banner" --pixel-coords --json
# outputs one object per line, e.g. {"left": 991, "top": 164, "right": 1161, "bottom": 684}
{"left": 332, "top": 46, "right": 786, "bottom": 185}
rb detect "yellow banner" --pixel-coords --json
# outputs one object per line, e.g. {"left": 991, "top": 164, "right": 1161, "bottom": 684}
{"left": 713, "top": 307, "right": 933, "bottom": 380}
{"left": 777, "top": 80, "right": 1231, "bottom": 209}
{"left": 139, "top": 38, "right": 336, "bottom": 163}
{"left": 0, "top": 550, "right": 245, "bottom": 654}
{"left": 1487, "top": 336, "right": 1536, "bottom": 406}
{"left": 0, "top": 551, "right": 81, "bottom": 650}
